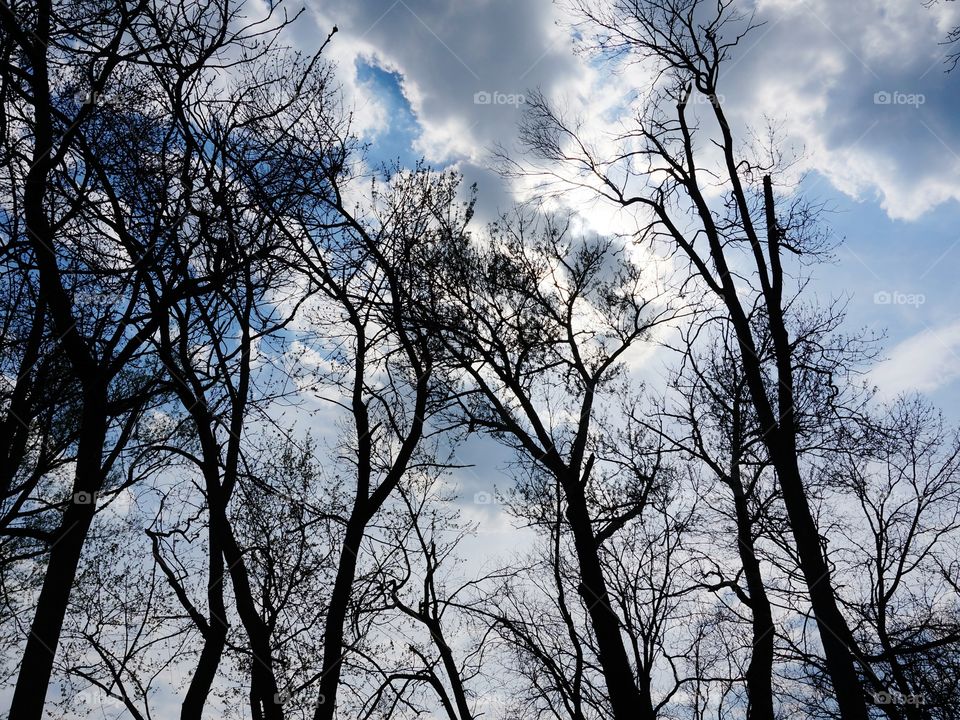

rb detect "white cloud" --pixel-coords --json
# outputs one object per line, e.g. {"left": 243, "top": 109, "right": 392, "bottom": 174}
{"left": 870, "top": 320, "right": 960, "bottom": 397}
{"left": 725, "top": 0, "right": 960, "bottom": 220}
{"left": 279, "top": 0, "right": 960, "bottom": 226}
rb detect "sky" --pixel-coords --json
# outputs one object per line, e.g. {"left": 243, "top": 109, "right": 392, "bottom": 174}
{"left": 8, "top": 3, "right": 960, "bottom": 717}
{"left": 287, "top": 0, "right": 960, "bottom": 423}
{"left": 253, "top": 0, "right": 960, "bottom": 565}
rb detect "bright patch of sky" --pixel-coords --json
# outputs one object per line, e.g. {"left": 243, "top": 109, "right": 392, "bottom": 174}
{"left": 354, "top": 59, "right": 422, "bottom": 168}
{"left": 805, "top": 174, "right": 960, "bottom": 410}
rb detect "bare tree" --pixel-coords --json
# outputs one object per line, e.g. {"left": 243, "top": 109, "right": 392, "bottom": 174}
{"left": 286, "top": 166, "right": 469, "bottom": 720}
{"left": 3, "top": 2, "right": 958, "bottom": 719}
{"left": 652, "top": 318, "right": 780, "bottom": 719}
{"left": 827, "top": 397, "right": 960, "bottom": 720}
{"left": 1, "top": 0, "right": 174, "bottom": 711}
{"left": 415, "top": 205, "right": 679, "bottom": 720}
{"left": 344, "top": 477, "right": 498, "bottom": 720}
{"left": 0, "top": 1, "right": 331, "bottom": 716}
{"left": 508, "top": 1, "right": 880, "bottom": 714}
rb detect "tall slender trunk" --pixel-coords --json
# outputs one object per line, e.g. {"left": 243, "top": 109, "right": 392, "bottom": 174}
{"left": 563, "top": 476, "right": 651, "bottom": 720}
{"left": 725, "top": 293, "right": 867, "bottom": 719}
{"left": 312, "top": 315, "right": 429, "bottom": 720}
{"left": 174, "top": 360, "right": 280, "bottom": 717}
{"left": 180, "top": 524, "right": 228, "bottom": 720}
{"left": 9, "top": 387, "right": 108, "bottom": 719}
{"left": 759, "top": 176, "right": 867, "bottom": 720}
{"left": 213, "top": 504, "right": 283, "bottom": 720}
{"left": 686, "top": 163, "right": 867, "bottom": 718}
{"left": 875, "top": 603, "right": 921, "bottom": 720}
{"left": 679, "top": 90, "right": 868, "bottom": 716}
{"left": 424, "top": 617, "right": 473, "bottom": 720}
{"left": 8, "top": 2, "right": 109, "bottom": 712}
{"left": 313, "top": 514, "right": 365, "bottom": 720}
{"left": 729, "top": 479, "right": 775, "bottom": 720}
{"left": 772, "top": 445, "right": 868, "bottom": 718}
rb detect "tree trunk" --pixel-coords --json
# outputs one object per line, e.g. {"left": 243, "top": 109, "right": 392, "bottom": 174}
{"left": 313, "top": 515, "right": 365, "bottom": 720}
{"left": 563, "top": 476, "right": 652, "bottom": 720}
{"left": 759, "top": 176, "right": 867, "bottom": 720}
{"left": 180, "top": 527, "right": 228, "bottom": 720}
{"left": 9, "top": 389, "right": 107, "bottom": 719}
{"left": 693, "top": 173, "right": 868, "bottom": 720}
{"left": 426, "top": 617, "right": 473, "bottom": 720}
{"left": 729, "top": 480, "right": 775, "bottom": 720}
{"left": 214, "top": 508, "right": 283, "bottom": 720}
{"left": 773, "top": 444, "right": 868, "bottom": 719}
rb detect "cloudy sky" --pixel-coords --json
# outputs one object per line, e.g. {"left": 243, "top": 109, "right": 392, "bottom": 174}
{"left": 287, "top": 0, "right": 960, "bottom": 422}
{"left": 290, "top": 0, "right": 960, "bottom": 413}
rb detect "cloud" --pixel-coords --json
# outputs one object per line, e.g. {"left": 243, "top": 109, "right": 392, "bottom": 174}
{"left": 870, "top": 320, "right": 960, "bottom": 397}
{"left": 283, "top": 0, "right": 960, "bottom": 226}
{"left": 283, "top": 0, "right": 960, "bottom": 406}
{"left": 719, "top": 0, "right": 960, "bottom": 220}
{"left": 295, "top": 0, "right": 659, "bottom": 227}
{"left": 303, "top": 0, "right": 579, "bottom": 162}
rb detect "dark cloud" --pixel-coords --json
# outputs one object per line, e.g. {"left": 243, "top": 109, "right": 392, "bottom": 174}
{"left": 309, "top": 0, "right": 578, "bottom": 164}
{"left": 294, "top": 0, "right": 960, "bottom": 220}
{"left": 709, "top": 0, "right": 960, "bottom": 218}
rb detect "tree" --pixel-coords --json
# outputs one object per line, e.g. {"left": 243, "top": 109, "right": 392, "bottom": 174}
{"left": 510, "top": 1, "right": 876, "bottom": 714}
{"left": 3, "top": 1, "right": 959, "bottom": 718}
{"left": 1, "top": 1, "right": 175, "bottom": 711}
{"left": 356, "top": 478, "right": 492, "bottom": 720}
{"left": 828, "top": 397, "right": 960, "bottom": 720}
{"left": 290, "top": 167, "right": 470, "bottom": 720}
{"left": 655, "top": 318, "right": 779, "bottom": 719}
{"left": 0, "top": 1, "right": 329, "bottom": 715}
{"left": 417, "top": 205, "right": 679, "bottom": 720}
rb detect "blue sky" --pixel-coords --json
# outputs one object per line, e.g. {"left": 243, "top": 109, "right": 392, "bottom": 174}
{"left": 296, "top": 0, "right": 960, "bottom": 420}
{"left": 353, "top": 59, "right": 421, "bottom": 167}
{"left": 808, "top": 175, "right": 960, "bottom": 413}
